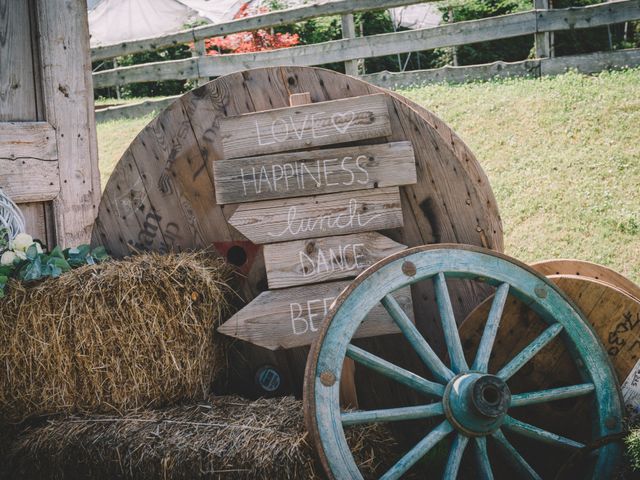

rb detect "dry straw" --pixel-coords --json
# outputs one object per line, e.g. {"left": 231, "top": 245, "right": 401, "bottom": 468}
{"left": 0, "top": 251, "right": 233, "bottom": 423}
{"left": 2, "top": 395, "right": 396, "bottom": 479}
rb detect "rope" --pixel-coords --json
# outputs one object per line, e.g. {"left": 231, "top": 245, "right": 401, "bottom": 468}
{"left": 0, "top": 188, "right": 25, "bottom": 242}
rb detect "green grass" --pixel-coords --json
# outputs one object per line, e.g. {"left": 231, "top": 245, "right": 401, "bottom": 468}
{"left": 96, "top": 69, "right": 640, "bottom": 283}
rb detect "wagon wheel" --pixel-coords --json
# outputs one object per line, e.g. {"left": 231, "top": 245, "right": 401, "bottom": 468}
{"left": 304, "top": 245, "right": 623, "bottom": 479}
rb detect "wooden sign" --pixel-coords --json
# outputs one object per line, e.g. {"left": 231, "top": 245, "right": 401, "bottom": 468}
{"left": 219, "top": 94, "right": 392, "bottom": 159}
{"left": 217, "top": 281, "right": 414, "bottom": 350}
{"left": 212, "top": 141, "right": 416, "bottom": 204}
{"left": 264, "top": 232, "right": 407, "bottom": 289}
{"left": 228, "top": 187, "right": 403, "bottom": 244}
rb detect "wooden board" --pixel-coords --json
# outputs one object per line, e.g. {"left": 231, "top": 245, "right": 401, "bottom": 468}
{"left": 0, "top": 122, "right": 57, "bottom": 160}
{"left": 264, "top": 232, "right": 406, "bottom": 289}
{"left": 93, "top": 66, "right": 503, "bottom": 401}
{"left": 458, "top": 274, "right": 640, "bottom": 439}
{"left": 218, "top": 281, "right": 413, "bottom": 350}
{"left": 219, "top": 93, "right": 392, "bottom": 159}
{"left": 228, "top": 187, "right": 404, "bottom": 244}
{"left": 531, "top": 258, "right": 640, "bottom": 302}
{"left": 212, "top": 141, "right": 416, "bottom": 204}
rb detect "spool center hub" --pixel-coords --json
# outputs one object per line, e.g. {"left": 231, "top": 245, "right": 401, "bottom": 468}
{"left": 443, "top": 373, "right": 511, "bottom": 436}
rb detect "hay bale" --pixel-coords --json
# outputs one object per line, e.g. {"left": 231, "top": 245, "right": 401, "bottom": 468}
{"left": 0, "top": 252, "right": 232, "bottom": 423}
{"left": 2, "top": 396, "right": 396, "bottom": 479}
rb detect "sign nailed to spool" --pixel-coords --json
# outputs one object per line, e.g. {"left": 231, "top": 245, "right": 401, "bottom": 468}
{"left": 216, "top": 93, "right": 417, "bottom": 350}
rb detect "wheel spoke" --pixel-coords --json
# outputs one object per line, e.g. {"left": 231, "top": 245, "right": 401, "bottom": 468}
{"left": 496, "top": 323, "right": 563, "bottom": 381}
{"left": 502, "top": 415, "right": 584, "bottom": 449}
{"left": 492, "top": 429, "right": 542, "bottom": 480}
{"left": 341, "top": 402, "right": 443, "bottom": 426}
{"left": 472, "top": 283, "right": 510, "bottom": 372}
{"left": 381, "top": 294, "right": 455, "bottom": 383}
{"left": 475, "top": 437, "right": 494, "bottom": 480}
{"left": 380, "top": 420, "right": 453, "bottom": 480}
{"left": 346, "top": 344, "right": 445, "bottom": 397}
{"left": 443, "top": 433, "right": 469, "bottom": 479}
{"left": 510, "top": 383, "right": 595, "bottom": 407}
{"left": 433, "top": 272, "right": 469, "bottom": 374}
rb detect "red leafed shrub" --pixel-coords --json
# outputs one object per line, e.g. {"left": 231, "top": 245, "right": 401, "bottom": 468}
{"left": 203, "top": 3, "right": 300, "bottom": 55}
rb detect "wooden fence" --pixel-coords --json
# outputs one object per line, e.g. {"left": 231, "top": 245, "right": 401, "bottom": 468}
{"left": 91, "top": 0, "right": 640, "bottom": 120}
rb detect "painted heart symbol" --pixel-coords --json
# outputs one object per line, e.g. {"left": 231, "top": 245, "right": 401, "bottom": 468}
{"left": 331, "top": 111, "right": 355, "bottom": 134}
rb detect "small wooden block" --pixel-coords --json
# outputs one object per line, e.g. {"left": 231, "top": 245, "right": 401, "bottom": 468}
{"left": 219, "top": 93, "right": 392, "bottom": 159}
{"left": 212, "top": 141, "right": 416, "bottom": 204}
{"left": 264, "top": 232, "right": 407, "bottom": 289}
{"left": 289, "top": 92, "right": 311, "bottom": 106}
{"left": 228, "top": 186, "right": 403, "bottom": 244}
{"left": 217, "top": 281, "right": 414, "bottom": 350}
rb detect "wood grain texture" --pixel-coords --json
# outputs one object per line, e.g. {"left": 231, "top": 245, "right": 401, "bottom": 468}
{"left": 0, "top": 122, "right": 57, "bottom": 160}
{"left": 220, "top": 94, "right": 392, "bottom": 159}
{"left": 93, "top": 67, "right": 503, "bottom": 400}
{"left": 0, "top": 158, "right": 59, "bottom": 202}
{"left": 36, "top": 0, "right": 101, "bottom": 246}
{"left": 218, "top": 281, "right": 413, "bottom": 350}
{"left": 264, "top": 232, "right": 407, "bottom": 289}
{"left": 213, "top": 141, "right": 416, "bottom": 204}
{"left": 229, "top": 187, "right": 404, "bottom": 244}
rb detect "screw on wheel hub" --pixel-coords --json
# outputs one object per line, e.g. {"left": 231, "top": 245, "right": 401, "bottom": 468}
{"left": 443, "top": 373, "right": 511, "bottom": 436}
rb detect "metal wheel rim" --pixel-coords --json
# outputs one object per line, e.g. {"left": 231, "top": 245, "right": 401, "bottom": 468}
{"left": 304, "top": 244, "right": 623, "bottom": 480}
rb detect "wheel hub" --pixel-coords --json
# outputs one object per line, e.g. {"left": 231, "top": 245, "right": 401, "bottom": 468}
{"left": 443, "top": 373, "right": 511, "bottom": 436}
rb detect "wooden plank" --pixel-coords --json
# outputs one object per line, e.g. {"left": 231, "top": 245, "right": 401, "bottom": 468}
{"left": 540, "top": 48, "right": 640, "bottom": 76}
{"left": 217, "top": 281, "right": 414, "bottom": 350}
{"left": 90, "top": 0, "right": 433, "bottom": 61}
{"left": 219, "top": 94, "right": 392, "bottom": 159}
{"left": 229, "top": 187, "right": 403, "bottom": 244}
{"left": 0, "top": 122, "right": 57, "bottom": 160}
{"left": 0, "top": 158, "right": 59, "bottom": 203}
{"left": 264, "top": 232, "right": 407, "bottom": 289}
{"left": 0, "top": 0, "right": 39, "bottom": 121}
{"left": 213, "top": 141, "right": 416, "bottom": 204}
{"left": 94, "top": 95, "right": 180, "bottom": 123}
{"left": 538, "top": 0, "right": 640, "bottom": 32}
{"left": 36, "top": 0, "right": 101, "bottom": 247}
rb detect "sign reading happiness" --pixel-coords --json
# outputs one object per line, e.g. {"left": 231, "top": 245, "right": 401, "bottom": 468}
{"left": 216, "top": 93, "right": 418, "bottom": 349}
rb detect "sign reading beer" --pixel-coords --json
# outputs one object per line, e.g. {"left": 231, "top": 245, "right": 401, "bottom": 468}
{"left": 216, "top": 93, "right": 418, "bottom": 349}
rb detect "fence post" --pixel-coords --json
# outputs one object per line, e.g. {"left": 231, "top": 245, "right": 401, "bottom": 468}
{"left": 341, "top": 13, "right": 359, "bottom": 76}
{"left": 193, "top": 39, "right": 207, "bottom": 86}
{"left": 534, "top": 0, "right": 552, "bottom": 58}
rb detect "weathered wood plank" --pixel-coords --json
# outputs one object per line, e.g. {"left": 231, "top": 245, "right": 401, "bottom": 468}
{"left": 36, "top": 0, "right": 101, "bottom": 246}
{"left": 219, "top": 94, "right": 392, "bottom": 159}
{"left": 229, "top": 187, "right": 403, "bottom": 244}
{"left": 264, "top": 232, "right": 407, "bottom": 289}
{"left": 90, "top": 0, "right": 432, "bottom": 61}
{"left": 0, "top": 122, "right": 57, "bottom": 160}
{"left": 0, "top": 158, "right": 59, "bottom": 203}
{"left": 213, "top": 141, "right": 416, "bottom": 204}
{"left": 217, "top": 281, "right": 414, "bottom": 350}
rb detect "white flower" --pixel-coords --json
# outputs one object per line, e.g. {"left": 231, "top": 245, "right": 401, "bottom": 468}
{"left": 15, "top": 251, "right": 27, "bottom": 260}
{"left": 0, "top": 250, "right": 17, "bottom": 266}
{"left": 12, "top": 233, "right": 34, "bottom": 252}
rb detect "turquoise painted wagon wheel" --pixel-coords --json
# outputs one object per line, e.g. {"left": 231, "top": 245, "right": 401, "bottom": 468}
{"left": 304, "top": 245, "right": 623, "bottom": 479}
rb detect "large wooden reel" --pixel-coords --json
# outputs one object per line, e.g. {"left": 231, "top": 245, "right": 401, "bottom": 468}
{"left": 92, "top": 66, "right": 503, "bottom": 400}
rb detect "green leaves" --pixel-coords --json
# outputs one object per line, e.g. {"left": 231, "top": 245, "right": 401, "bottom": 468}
{"left": 0, "top": 243, "right": 109, "bottom": 298}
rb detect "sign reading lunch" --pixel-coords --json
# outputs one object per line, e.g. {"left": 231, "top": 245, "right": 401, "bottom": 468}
{"left": 216, "top": 93, "right": 418, "bottom": 350}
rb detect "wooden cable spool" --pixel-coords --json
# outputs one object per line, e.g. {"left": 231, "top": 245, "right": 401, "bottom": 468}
{"left": 91, "top": 66, "right": 503, "bottom": 403}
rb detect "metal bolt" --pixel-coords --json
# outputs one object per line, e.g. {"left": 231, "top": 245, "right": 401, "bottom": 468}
{"left": 320, "top": 371, "right": 336, "bottom": 386}
{"left": 534, "top": 286, "right": 547, "bottom": 299}
{"left": 402, "top": 261, "right": 416, "bottom": 277}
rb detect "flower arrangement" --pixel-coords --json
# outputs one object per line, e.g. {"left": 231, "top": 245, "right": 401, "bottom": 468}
{"left": 0, "top": 227, "right": 108, "bottom": 298}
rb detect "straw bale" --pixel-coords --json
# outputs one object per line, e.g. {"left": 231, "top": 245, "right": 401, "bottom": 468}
{"left": 2, "top": 396, "right": 396, "bottom": 479}
{"left": 0, "top": 252, "right": 233, "bottom": 422}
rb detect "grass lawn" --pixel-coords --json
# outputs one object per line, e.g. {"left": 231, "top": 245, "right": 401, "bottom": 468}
{"left": 96, "top": 69, "right": 640, "bottom": 283}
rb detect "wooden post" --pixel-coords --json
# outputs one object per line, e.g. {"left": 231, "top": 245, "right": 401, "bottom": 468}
{"left": 449, "top": 7, "right": 458, "bottom": 67}
{"left": 341, "top": 13, "right": 359, "bottom": 76}
{"left": 535, "top": 0, "right": 552, "bottom": 58}
{"left": 113, "top": 58, "right": 121, "bottom": 100}
{"left": 193, "top": 38, "right": 207, "bottom": 86}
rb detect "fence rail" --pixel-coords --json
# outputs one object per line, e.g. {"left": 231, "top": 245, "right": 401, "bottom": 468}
{"left": 92, "top": 0, "right": 640, "bottom": 90}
